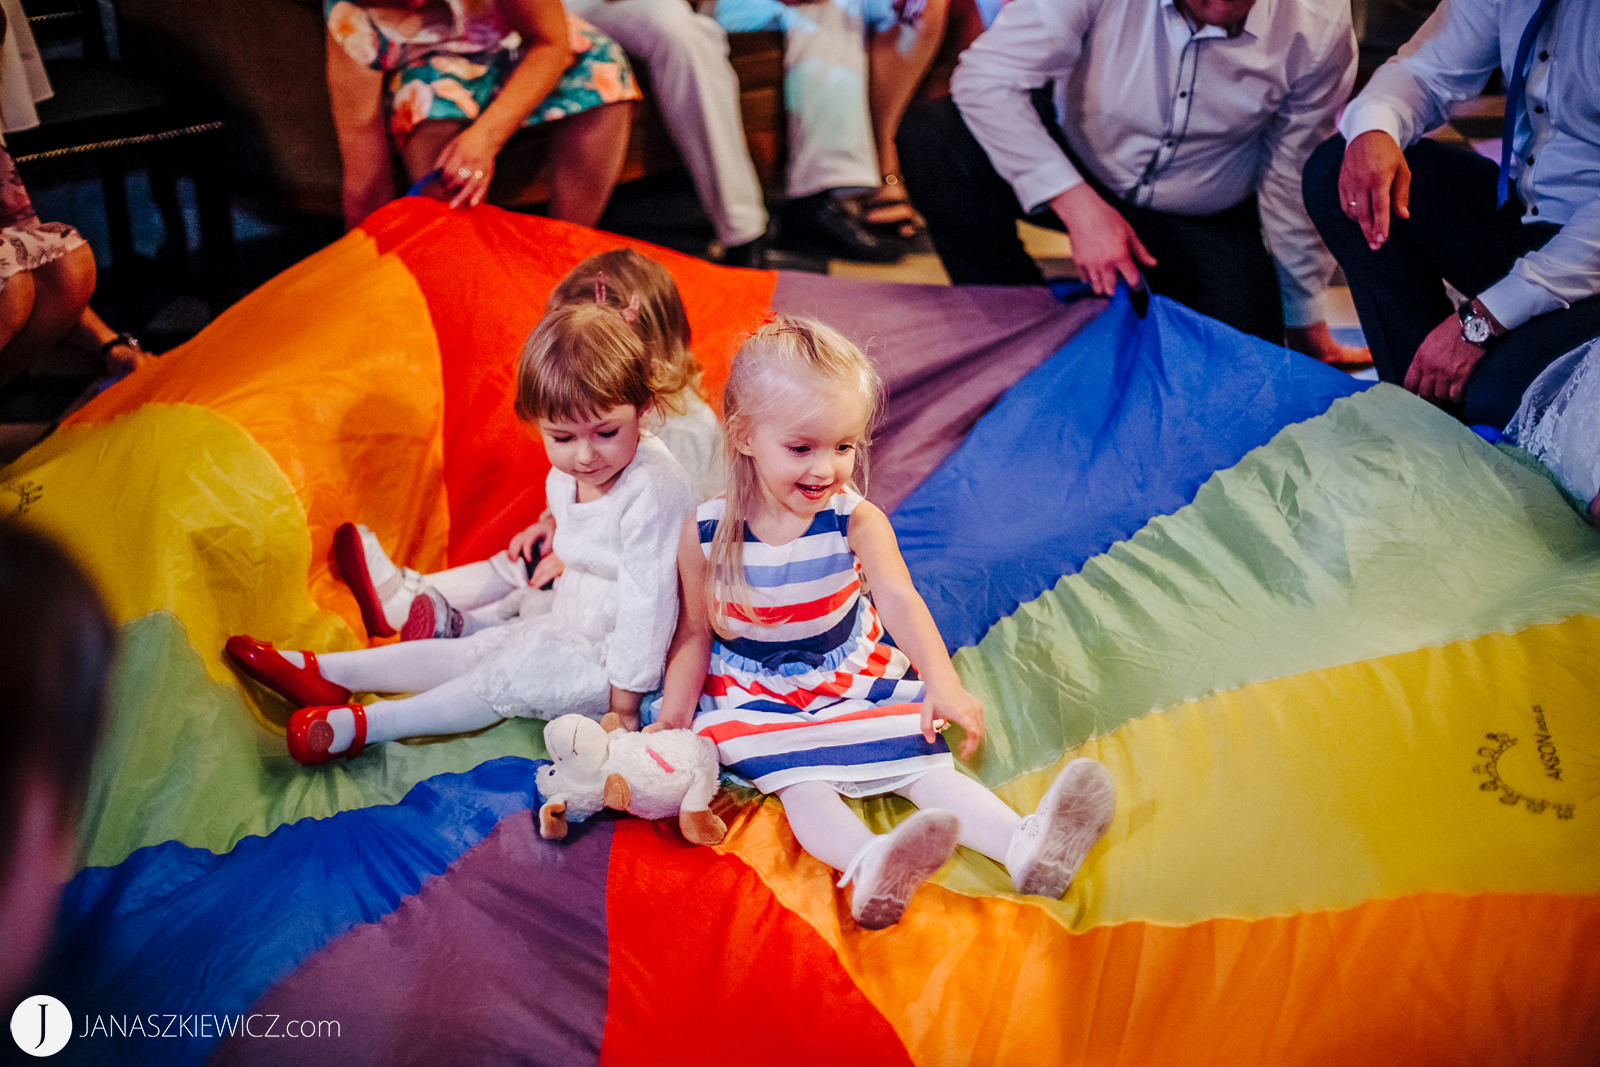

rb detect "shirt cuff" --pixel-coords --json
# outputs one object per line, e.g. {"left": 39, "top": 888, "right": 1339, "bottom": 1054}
{"left": 1337, "top": 100, "right": 1406, "bottom": 148}
{"left": 1012, "top": 160, "right": 1085, "bottom": 217}
{"left": 1479, "top": 271, "right": 1564, "bottom": 332}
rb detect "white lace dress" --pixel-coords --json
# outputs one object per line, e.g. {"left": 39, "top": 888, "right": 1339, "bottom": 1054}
{"left": 462, "top": 436, "right": 695, "bottom": 718}
{"left": 1504, "top": 337, "right": 1600, "bottom": 509}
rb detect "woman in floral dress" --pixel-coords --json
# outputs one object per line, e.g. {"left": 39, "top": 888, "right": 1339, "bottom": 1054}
{"left": 325, "top": 0, "right": 641, "bottom": 229}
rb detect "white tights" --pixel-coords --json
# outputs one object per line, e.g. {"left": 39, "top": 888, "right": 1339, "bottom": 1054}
{"left": 777, "top": 768, "right": 1023, "bottom": 873}
{"left": 426, "top": 555, "right": 529, "bottom": 637}
{"left": 301, "top": 640, "right": 501, "bottom": 746}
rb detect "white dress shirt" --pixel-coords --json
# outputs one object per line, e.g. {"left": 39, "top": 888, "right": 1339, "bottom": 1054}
{"left": 1340, "top": 0, "right": 1600, "bottom": 333}
{"left": 951, "top": 0, "right": 1355, "bottom": 327}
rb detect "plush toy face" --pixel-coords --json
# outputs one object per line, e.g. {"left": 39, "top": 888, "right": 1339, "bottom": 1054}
{"left": 542, "top": 714, "right": 610, "bottom": 788}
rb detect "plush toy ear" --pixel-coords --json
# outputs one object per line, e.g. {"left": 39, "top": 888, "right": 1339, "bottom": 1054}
{"left": 538, "top": 801, "right": 568, "bottom": 840}
{"left": 599, "top": 712, "right": 627, "bottom": 734}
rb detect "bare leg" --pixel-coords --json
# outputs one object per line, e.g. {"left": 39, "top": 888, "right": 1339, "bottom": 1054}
{"left": 865, "top": 0, "right": 946, "bottom": 230}
{"left": 544, "top": 101, "right": 633, "bottom": 227}
{"left": 327, "top": 33, "right": 397, "bottom": 229}
{"left": 400, "top": 119, "right": 466, "bottom": 190}
{"left": 0, "top": 271, "right": 39, "bottom": 387}
{"left": 0, "top": 247, "right": 98, "bottom": 386}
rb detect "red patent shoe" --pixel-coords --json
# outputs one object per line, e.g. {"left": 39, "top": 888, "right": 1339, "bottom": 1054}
{"left": 224, "top": 635, "right": 351, "bottom": 706}
{"left": 287, "top": 704, "right": 367, "bottom": 765}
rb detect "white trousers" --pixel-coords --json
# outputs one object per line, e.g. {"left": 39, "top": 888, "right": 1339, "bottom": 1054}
{"left": 566, "top": 0, "right": 770, "bottom": 245}
{"left": 714, "top": 0, "right": 880, "bottom": 198}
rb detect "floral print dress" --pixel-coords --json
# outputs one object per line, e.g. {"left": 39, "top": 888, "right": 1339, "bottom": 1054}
{"left": 0, "top": 145, "right": 86, "bottom": 291}
{"left": 324, "top": 0, "right": 640, "bottom": 140}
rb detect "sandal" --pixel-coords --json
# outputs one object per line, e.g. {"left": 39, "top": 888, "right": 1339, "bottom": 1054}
{"left": 858, "top": 175, "right": 926, "bottom": 241}
{"left": 98, "top": 331, "right": 150, "bottom": 378}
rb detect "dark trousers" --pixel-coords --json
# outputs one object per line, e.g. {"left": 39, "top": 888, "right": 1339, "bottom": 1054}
{"left": 897, "top": 94, "right": 1285, "bottom": 344}
{"left": 1305, "top": 134, "right": 1600, "bottom": 427}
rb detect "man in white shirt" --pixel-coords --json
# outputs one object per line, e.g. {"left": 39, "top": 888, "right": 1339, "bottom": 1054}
{"left": 1304, "top": 0, "right": 1600, "bottom": 427}
{"left": 898, "top": 0, "right": 1362, "bottom": 364}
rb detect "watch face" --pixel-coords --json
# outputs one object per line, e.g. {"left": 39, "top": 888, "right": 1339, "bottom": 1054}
{"left": 1462, "top": 315, "right": 1492, "bottom": 345}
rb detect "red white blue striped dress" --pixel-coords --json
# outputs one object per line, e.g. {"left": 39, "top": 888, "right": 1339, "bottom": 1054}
{"left": 692, "top": 488, "right": 953, "bottom": 794}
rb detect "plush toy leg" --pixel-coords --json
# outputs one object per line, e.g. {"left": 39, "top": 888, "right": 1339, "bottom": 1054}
{"left": 603, "top": 773, "right": 632, "bottom": 811}
{"left": 539, "top": 801, "right": 568, "bottom": 840}
{"left": 678, "top": 765, "right": 725, "bottom": 844}
{"left": 679, "top": 808, "right": 727, "bottom": 846}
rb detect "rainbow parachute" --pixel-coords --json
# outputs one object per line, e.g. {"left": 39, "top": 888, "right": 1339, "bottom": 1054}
{"left": 11, "top": 201, "right": 1599, "bottom": 1066}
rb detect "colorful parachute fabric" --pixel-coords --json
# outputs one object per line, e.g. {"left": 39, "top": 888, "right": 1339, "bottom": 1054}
{"left": 8, "top": 200, "right": 1598, "bottom": 1066}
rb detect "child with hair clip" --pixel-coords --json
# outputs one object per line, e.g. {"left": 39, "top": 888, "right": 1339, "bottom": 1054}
{"left": 334, "top": 247, "right": 724, "bottom": 643}
{"left": 226, "top": 300, "right": 699, "bottom": 765}
{"left": 667, "top": 316, "right": 1117, "bottom": 929}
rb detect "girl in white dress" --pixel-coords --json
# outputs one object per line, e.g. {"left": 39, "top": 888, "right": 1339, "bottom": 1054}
{"left": 335, "top": 247, "right": 724, "bottom": 643}
{"left": 675, "top": 316, "right": 1117, "bottom": 928}
{"left": 226, "top": 300, "right": 698, "bottom": 765}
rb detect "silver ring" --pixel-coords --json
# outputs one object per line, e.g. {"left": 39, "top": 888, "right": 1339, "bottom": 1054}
{"left": 472, "top": 169, "right": 485, "bottom": 181}
{"left": 457, "top": 167, "right": 472, "bottom": 180}
{"left": 1348, "top": 200, "right": 1358, "bottom": 207}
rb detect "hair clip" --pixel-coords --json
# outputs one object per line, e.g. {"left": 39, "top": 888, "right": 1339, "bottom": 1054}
{"left": 621, "top": 293, "right": 641, "bottom": 325}
{"left": 594, "top": 271, "right": 608, "bottom": 306}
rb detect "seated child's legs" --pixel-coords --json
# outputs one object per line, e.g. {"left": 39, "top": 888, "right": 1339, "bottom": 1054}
{"left": 900, "top": 760, "right": 1116, "bottom": 897}
{"left": 776, "top": 779, "right": 875, "bottom": 871}
{"left": 316, "top": 637, "right": 478, "bottom": 694}
{"left": 428, "top": 553, "right": 529, "bottom": 611}
{"left": 779, "top": 779, "right": 962, "bottom": 929}
{"left": 307, "top": 676, "right": 502, "bottom": 757}
{"left": 897, "top": 766, "right": 1020, "bottom": 860}
{"left": 363, "top": 676, "right": 502, "bottom": 744}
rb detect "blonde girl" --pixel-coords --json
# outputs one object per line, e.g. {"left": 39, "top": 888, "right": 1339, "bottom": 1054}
{"left": 673, "top": 316, "right": 1116, "bottom": 928}
{"left": 335, "top": 247, "right": 724, "bottom": 643}
{"left": 226, "top": 300, "right": 697, "bottom": 764}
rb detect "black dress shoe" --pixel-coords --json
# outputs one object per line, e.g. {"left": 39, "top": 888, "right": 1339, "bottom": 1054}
{"left": 721, "top": 233, "right": 769, "bottom": 268}
{"left": 778, "top": 191, "right": 906, "bottom": 264}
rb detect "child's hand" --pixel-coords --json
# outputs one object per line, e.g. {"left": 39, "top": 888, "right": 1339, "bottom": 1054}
{"left": 923, "top": 680, "right": 985, "bottom": 760}
{"left": 508, "top": 512, "right": 556, "bottom": 563}
{"left": 529, "top": 551, "right": 564, "bottom": 589}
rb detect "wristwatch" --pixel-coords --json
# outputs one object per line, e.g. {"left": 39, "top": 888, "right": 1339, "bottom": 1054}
{"left": 1457, "top": 298, "right": 1500, "bottom": 347}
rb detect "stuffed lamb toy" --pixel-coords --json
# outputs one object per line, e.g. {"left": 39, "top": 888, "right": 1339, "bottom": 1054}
{"left": 536, "top": 714, "right": 726, "bottom": 846}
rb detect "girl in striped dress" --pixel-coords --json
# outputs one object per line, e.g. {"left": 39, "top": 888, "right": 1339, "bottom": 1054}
{"left": 665, "top": 316, "right": 1116, "bottom": 929}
